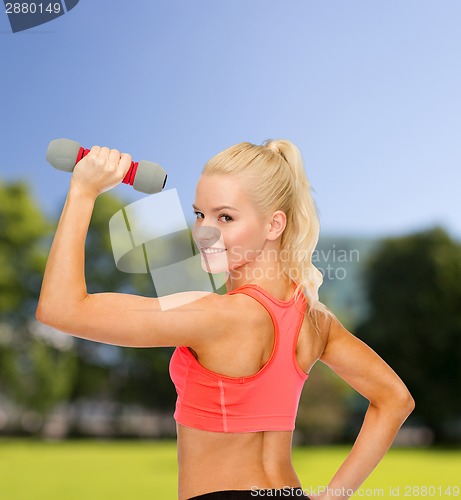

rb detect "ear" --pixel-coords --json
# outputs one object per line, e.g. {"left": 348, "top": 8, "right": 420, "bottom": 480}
{"left": 266, "top": 210, "right": 287, "bottom": 241}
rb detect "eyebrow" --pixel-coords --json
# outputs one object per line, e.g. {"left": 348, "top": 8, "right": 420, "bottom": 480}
{"left": 192, "top": 204, "right": 239, "bottom": 212}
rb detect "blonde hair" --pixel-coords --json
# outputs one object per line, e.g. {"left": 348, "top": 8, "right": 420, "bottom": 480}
{"left": 202, "top": 139, "right": 333, "bottom": 323}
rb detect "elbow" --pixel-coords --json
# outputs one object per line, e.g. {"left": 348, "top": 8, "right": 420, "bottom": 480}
{"left": 378, "top": 387, "right": 416, "bottom": 421}
{"left": 36, "top": 301, "right": 56, "bottom": 327}
{"left": 36, "top": 300, "right": 71, "bottom": 330}
{"left": 396, "top": 389, "right": 415, "bottom": 418}
{"left": 371, "top": 382, "right": 415, "bottom": 421}
{"left": 36, "top": 300, "right": 47, "bottom": 324}
{"left": 36, "top": 295, "right": 90, "bottom": 332}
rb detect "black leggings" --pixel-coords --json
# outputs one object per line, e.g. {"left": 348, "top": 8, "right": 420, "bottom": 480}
{"left": 188, "top": 488, "right": 310, "bottom": 499}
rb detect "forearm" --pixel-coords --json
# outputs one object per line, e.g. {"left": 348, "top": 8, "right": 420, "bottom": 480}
{"left": 324, "top": 399, "right": 413, "bottom": 499}
{"left": 37, "top": 183, "right": 97, "bottom": 323}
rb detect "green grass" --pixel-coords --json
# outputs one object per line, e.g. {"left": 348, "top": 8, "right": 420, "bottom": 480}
{"left": 0, "top": 439, "right": 460, "bottom": 499}
{"left": 292, "top": 446, "right": 461, "bottom": 498}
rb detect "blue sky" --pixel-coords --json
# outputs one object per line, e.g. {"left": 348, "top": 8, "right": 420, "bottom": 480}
{"left": 1, "top": 0, "right": 460, "bottom": 239}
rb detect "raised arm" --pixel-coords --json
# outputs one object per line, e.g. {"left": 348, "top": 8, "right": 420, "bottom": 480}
{"left": 312, "top": 315, "right": 415, "bottom": 500}
{"left": 36, "top": 146, "right": 239, "bottom": 348}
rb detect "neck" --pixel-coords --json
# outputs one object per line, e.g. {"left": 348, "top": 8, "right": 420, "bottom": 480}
{"left": 225, "top": 246, "right": 293, "bottom": 299}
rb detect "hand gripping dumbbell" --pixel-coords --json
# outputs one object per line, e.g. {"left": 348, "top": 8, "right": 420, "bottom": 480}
{"left": 46, "top": 138, "right": 167, "bottom": 194}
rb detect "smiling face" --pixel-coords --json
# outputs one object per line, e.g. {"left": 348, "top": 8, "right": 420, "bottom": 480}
{"left": 193, "top": 174, "right": 270, "bottom": 276}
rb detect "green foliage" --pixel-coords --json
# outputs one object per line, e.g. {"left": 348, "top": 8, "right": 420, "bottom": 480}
{"left": 0, "top": 181, "right": 50, "bottom": 322}
{"left": 0, "top": 327, "right": 77, "bottom": 415}
{"left": 116, "top": 347, "right": 177, "bottom": 410}
{"left": 356, "top": 226, "right": 461, "bottom": 442}
{"left": 297, "top": 363, "right": 357, "bottom": 444}
{"left": 0, "top": 180, "right": 78, "bottom": 422}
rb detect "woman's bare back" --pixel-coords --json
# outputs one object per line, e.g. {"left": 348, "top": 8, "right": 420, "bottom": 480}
{"left": 175, "top": 292, "right": 328, "bottom": 499}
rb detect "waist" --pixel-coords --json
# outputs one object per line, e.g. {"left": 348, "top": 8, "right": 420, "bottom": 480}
{"left": 177, "top": 424, "right": 300, "bottom": 499}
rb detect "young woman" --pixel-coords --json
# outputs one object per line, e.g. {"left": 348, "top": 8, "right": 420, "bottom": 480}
{"left": 37, "top": 139, "right": 414, "bottom": 500}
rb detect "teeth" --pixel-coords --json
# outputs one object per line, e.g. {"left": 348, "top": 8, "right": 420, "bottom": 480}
{"left": 202, "top": 248, "right": 226, "bottom": 254}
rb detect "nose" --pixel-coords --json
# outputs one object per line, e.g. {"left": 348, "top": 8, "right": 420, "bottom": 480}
{"left": 193, "top": 226, "right": 221, "bottom": 249}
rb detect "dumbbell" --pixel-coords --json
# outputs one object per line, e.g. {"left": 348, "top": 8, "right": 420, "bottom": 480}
{"left": 46, "top": 138, "right": 167, "bottom": 194}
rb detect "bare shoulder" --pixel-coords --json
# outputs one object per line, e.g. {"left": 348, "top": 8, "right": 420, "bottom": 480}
{"left": 226, "top": 291, "right": 270, "bottom": 319}
{"left": 319, "top": 311, "right": 357, "bottom": 363}
{"left": 190, "top": 291, "right": 271, "bottom": 345}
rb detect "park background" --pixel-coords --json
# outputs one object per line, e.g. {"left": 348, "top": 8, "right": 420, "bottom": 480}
{"left": 0, "top": 1, "right": 460, "bottom": 498}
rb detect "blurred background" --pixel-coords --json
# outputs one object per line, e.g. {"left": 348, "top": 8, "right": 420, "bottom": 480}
{"left": 1, "top": 1, "right": 460, "bottom": 498}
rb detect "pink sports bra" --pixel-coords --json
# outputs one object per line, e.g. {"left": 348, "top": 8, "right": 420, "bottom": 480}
{"left": 169, "top": 283, "right": 308, "bottom": 433}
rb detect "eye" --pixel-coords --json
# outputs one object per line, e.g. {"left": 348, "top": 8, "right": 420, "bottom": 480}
{"left": 218, "top": 214, "right": 233, "bottom": 222}
{"left": 193, "top": 211, "right": 232, "bottom": 222}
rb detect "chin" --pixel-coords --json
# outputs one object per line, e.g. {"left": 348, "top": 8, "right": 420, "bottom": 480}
{"left": 200, "top": 253, "right": 229, "bottom": 274}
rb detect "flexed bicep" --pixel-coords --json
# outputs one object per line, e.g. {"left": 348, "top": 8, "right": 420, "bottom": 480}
{"left": 38, "top": 289, "right": 241, "bottom": 350}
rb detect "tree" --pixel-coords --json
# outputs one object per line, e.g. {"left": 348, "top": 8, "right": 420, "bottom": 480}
{"left": 356, "top": 226, "right": 461, "bottom": 443}
{"left": 0, "top": 180, "right": 77, "bottom": 431}
{"left": 297, "top": 362, "right": 358, "bottom": 445}
{"left": 0, "top": 181, "right": 50, "bottom": 323}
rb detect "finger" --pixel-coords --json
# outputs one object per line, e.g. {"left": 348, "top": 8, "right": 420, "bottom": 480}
{"left": 119, "top": 153, "right": 132, "bottom": 174}
{"left": 108, "top": 148, "right": 121, "bottom": 167}
{"left": 99, "top": 146, "right": 111, "bottom": 161}
{"left": 88, "top": 145, "right": 101, "bottom": 157}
